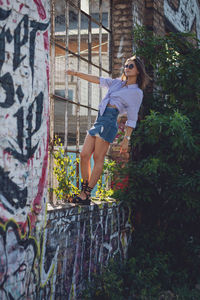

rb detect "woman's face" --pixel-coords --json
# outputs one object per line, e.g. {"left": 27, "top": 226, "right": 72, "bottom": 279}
{"left": 124, "top": 60, "right": 139, "bottom": 78}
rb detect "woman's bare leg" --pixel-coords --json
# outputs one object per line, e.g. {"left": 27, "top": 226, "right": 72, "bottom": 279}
{"left": 76, "top": 136, "right": 109, "bottom": 201}
{"left": 80, "top": 134, "right": 95, "bottom": 182}
{"left": 89, "top": 137, "right": 110, "bottom": 189}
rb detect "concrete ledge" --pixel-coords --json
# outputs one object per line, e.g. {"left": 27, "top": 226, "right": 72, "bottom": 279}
{"left": 46, "top": 201, "right": 133, "bottom": 299}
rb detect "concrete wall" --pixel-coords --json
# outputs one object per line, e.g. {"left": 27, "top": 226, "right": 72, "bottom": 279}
{"left": 0, "top": 0, "right": 51, "bottom": 299}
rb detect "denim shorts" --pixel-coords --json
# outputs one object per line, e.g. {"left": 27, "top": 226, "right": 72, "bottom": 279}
{"left": 88, "top": 107, "right": 119, "bottom": 143}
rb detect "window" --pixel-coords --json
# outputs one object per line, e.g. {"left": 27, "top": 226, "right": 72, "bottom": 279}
{"left": 55, "top": 12, "right": 108, "bottom": 31}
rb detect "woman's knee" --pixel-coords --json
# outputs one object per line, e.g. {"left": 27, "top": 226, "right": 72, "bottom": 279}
{"left": 80, "top": 150, "right": 90, "bottom": 161}
{"left": 93, "top": 152, "right": 105, "bottom": 164}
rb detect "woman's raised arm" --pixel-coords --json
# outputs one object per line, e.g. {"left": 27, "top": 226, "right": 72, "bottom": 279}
{"left": 66, "top": 70, "right": 100, "bottom": 84}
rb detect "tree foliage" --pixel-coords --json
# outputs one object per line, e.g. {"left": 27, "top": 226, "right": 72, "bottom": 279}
{"left": 123, "top": 27, "right": 200, "bottom": 298}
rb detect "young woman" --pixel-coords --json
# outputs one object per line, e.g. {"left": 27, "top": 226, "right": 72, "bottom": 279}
{"left": 66, "top": 55, "right": 149, "bottom": 205}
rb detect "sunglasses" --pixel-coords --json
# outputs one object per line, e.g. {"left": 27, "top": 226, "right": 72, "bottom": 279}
{"left": 124, "top": 63, "right": 134, "bottom": 69}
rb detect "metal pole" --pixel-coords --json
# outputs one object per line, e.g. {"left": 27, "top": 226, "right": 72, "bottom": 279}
{"left": 49, "top": 0, "right": 55, "bottom": 204}
{"left": 108, "top": 0, "right": 113, "bottom": 74}
{"left": 88, "top": 3, "right": 92, "bottom": 131}
{"left": 99, "top": 0, "right": 102, "bottom": 104}
{"left": 76, "top": 0, "right": 81, "bottom": 188}
{"left": 64, "top": 0, "right": 69, "bottom": 152}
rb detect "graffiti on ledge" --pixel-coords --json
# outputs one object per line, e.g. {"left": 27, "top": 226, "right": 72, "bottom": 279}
{"left": 47, "top": 204, "right": 133, "bottom": 299}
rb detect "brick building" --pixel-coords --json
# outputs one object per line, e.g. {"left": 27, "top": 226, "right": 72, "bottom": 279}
{"left": 112, "top": 0, "right": 200, "bottom": 77}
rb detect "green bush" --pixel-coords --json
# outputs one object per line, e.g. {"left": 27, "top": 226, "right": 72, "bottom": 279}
{"left": 122, "top": 27, "right": 200, "bottom": 298}
{"left": 52, "top": 140, "right": 79, "bottom": 201}
{"left": 96, "top": 159, "right": 116, "bottom": 201}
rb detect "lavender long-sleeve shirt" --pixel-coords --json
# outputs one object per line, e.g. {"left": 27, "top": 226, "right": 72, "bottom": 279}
{"left": 99, "top": 77, "right": 143, "bottom": 128}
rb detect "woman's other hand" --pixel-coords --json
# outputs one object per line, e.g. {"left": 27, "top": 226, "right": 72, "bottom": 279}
{"left": 120, "top": 138, "right": 129, "bottom": 153}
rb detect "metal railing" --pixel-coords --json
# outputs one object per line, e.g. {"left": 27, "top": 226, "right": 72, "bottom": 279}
{"left": 49, "top": 0, "right": 112, "bottom": 202}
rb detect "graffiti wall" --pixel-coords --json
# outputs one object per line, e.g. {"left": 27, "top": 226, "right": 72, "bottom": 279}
{"left": 164, "top": 0, "right": 200, "bottom": 44}
{"left": 0, "top": 0, "right": 57, "bottom": 299}
{"left": 46, "top": 202, "right": 133, "bottom": 300}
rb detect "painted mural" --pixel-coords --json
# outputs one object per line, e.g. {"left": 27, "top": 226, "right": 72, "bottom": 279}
{"left": 164, "top": 0, "right": 200, "bottom": 44}
{"left": 0, "top": 1, "right": 59, "bottom": 299}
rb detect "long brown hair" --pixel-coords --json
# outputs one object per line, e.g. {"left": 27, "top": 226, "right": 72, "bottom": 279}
{"left": 121, "top": 55, "right": 150, "bottom": 90}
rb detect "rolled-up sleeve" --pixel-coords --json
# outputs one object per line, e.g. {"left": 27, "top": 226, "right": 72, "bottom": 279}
{"left": 100, "top": 77, "right": 113, "bottom": 89}
{"left": 125, "top": 91, "right": 143, "bottom": 128}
